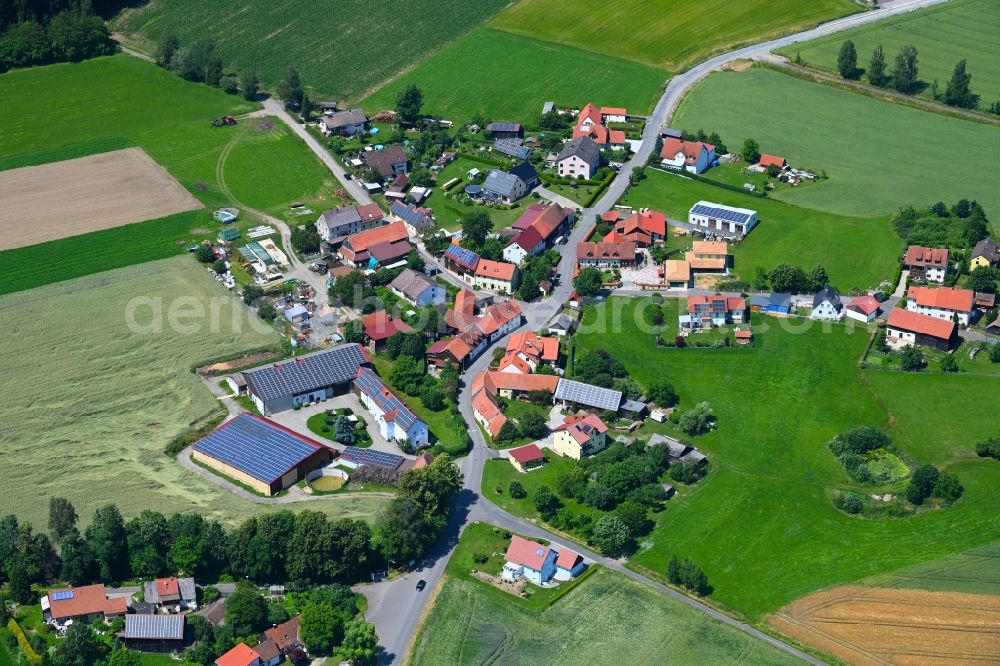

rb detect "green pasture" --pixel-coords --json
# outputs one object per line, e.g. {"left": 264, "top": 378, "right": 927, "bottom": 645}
{"left": 865, "top": 540, "right": 1000, "bottom": 596}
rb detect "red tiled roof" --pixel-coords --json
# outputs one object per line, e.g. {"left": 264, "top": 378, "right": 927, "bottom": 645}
{"left": 412, "top": 452, "right": 435, "bottom": 469}
{"left": 46, "top": 584, "right": 127, "bottom": 621}
{"left": 529, "top": 204, "right": 570, "bottom": 241}
{"left": 505, "top": 535, "right": 551, "bottom": 571}
{"left": 264, "top": 616, "right": 301, "bottom": 651}
{"left": 362, "top": 311, "right": 414, "bottom": 341}
{"left": 572, "top": 123, "right": 609, "bottom": 145}
{"left": 887, "top": 308, "right": 956, "bottom": 340}
{"left": 509, "top": 443, "right": 545, "bottom": 464}
{"left": 576, "top": 241, "right": 637, "bottom": 262}
{"left": 848, "top": 295, "right": 880, "bottom": 315}
{"left": 475, "top": 259, "right": 517, "bottom": 281}
{"left": 602, "top": 230, "right": 627, "bottom": 244}
{"left": 357, "top": 203, "right": 384, "bottom": 223}
{"left": 555, "top": 547, "right": 582, "bottom": 570}
{"left": 215, "top": 643, "right": 261, "bottom": 666}
{"left": 505, "top": 331, "right": 559, "bottom": 362}
{"left": 472, "top": 388, "right": 507, "bottom": 437}
{"left": 601, "top": 210, "right": 622, "bottom": 223}
{"left": 659, "top": 137, "right": 714, "bottom": 163}
{"left": 601, "top": 106, "right": 627, "bottom": 116}
{"left": 343, "top": 222, "right": 409, "bottom": 254}
{"left": 904, "top": 245, "right": 949, "bottom": 268}
{"left": 155, "top": 577, "right": 180, "bottom": 598}
{"left": 907, "top": 285, "right": 974, "bottom": 312}
{"left": 734, "top": 330, "right": 753, "bottom": 340}
{"left": 477, "top": 299, "right": 523, "bottom": 335}
{"left": 508, "top": 226, "right": 544, "bottom": 253}
{"left": 498, "top": 353, "right": 533, "bottom": 374}
{"left": 577, "top": 103, "right": 601, "bottom": 125}
{"left": 758, "top": 154, "right": 786, "bottom": 168}
{"left": 609, "top": 129, "right": 626, "bottom": 145}
{"left": 554, "top": 412, "right": 607, "bottom": 444}
{"left": 512, "top": 203, "right": 546, "bottom": 231}
{"left": 481, "top": 371, "right": 559, "bottom": 394}
{"left": 686, "top": 295, "right": 746, "bottom": 314}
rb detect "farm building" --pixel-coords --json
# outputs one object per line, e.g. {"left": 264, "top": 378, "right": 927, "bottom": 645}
{"left": 120, "top": 614, "right": 186, "bottom": 653}
{"left": 758, "top": 154, "right": 787, "bottom": 169}
{"left": 906, "top": 285, "right": 975, "bottom": 326}
{"left": 507, "top": 443, "right": 546, "bottom": 473}
{"left": 215, "top": 642, "right": 264, "bottom": 666}
{"left": 606, "top": 209, "right": 667, "bottom": 247}
{"left": 811, "top": 287, "right": 844, "bottom": 321}
{"left": 688, "top": 201, "right": 758, "bottom": 238}
{"left": 338, "top": 222, "right": 411, "bottom": 268}
{"left": 42, "top": 585, "right": 127, "bottom": 624}
{"left": 316, "top": 204, "right": 386, "bottom": 246}
{"left": 499, "top": 331, "right": 559, "bottom": 374}
{"left": 750, "top": 293, "right": 793, "bottom": 315}
{"left": 217, "top": 227, "right": 241, "bottom": 243}
{"left": 242, "top": 343, "right": 369, "bottom": 414}
{"left": 143, "top": 577, "right": 196, "bottom": 612}
{"left": 903, "top": 245, "right": 949, "bottom": 283}
{"left": 353, "top": 368, "right": 429, "bottom": 447}
{"left": 886, "top": 308, "right": 958, "bottom": 351}
{"left": 361, "top": 310, "right": 413, "bottom": 352}
{"left": 340, "top": 446, "right": 407, "bottom": 472}
{"left": 486, "top": 122, "right": 523, "bottom": 139}
{"left": 554, "top": 378, "right": 623, "bottom": 413}
{"left": 192, "top": 414, "right": 331, "bottom": 496}
{"left": 660, "top": 137, "right": 715, "bottom": 174}
{"left": 494, "top": 137, "right": 530, "bottom": 159}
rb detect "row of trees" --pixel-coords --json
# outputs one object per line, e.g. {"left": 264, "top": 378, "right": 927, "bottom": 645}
{"left": 0, "top": 5, "right": 114, "bottom": 72}
{"left": 153, "top": 34, "right": 258, "bottom": 100}
{"left": 891, "top": 199, "right": 989, "bottom": 250}
{"left": 752, "top": 263, "right": 829, "bottom": 294}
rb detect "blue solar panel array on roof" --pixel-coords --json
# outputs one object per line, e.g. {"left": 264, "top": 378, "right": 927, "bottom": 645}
{"left": 488, "top": 122, "right": 520, "bottom": 132}
{"left": 444, "top": 244, "right": 480, "bottom": 269}
{"left": 341, "top": 445, "right": 405, "bottom": 470}
{"left": 51, "top": 590, "right": 74, "bottom": 601}
{"left": 193, "top": 414, "right": 322, "bottom": 484}
{"left": 690, "top": 203, "right": 753, "bottom": 225}
{"left": 390, "top": 200, "right": 426, "bottom": 227}
{"left": 354, "top": 369, "right": 422, "bottom": 433}
{"left": 124, "top": 614, "right": 185, "bottom": 640}
{"left": 554, "top": 379, "right": 623, "bottom": 411}
{"left": 243, "top": 344, "right": 367, "bottom": 402}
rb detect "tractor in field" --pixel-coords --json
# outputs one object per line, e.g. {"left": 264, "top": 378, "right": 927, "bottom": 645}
{"left": 211, "top": 116, "right": 238, "bottom": 127}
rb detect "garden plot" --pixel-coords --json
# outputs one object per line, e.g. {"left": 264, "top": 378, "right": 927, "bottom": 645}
{"left": 0, "top": 148, "right": 202, "bottom": 250}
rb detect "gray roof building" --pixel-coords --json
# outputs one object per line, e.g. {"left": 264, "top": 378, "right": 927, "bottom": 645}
{"left": 813, "top": 286, "right": 842, "bottom": 310}
{"left": 510, "top": 161, "right": 539, "bottom": 188}
{"left": 123, "top": 614, "right": 185, "bottom": 640}
{"left": 483, "top": 169, "right": 520, "bottom": 199}
{"left": 243, "top": 344, "right": 370, "bottom": 414}
{"left": 973, "top": 238, "right": 1000, "bottom": 264}
{"left": 143, "top": 577, "right": 196, "bottom": 606}
{"left": 390, "top": 268, "right": 443, "bottom": 305}
{"left": 320, "top": 108, "right": 368, "bottom": 132}
{"left": 556, "top": 136, "right": 600, "bottom": 167}
{"left": 554, "top": 379, "right": 623, "bottom": 412}
{"left": 494, "top": 138, "right": 530, "bottom": 159}
{"left": 364, "top": 146, "right": 409, "bottom": 178}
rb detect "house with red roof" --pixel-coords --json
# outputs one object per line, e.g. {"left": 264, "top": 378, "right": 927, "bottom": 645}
{"left": 215, "top": 643, "right": 263, "bottom": 666}
{"left": 499, "top": 331, "right": 560, "bottom": 374}
{"left": 507, "top": 443, "right": 546, "bottom": 473}
{"left": 903, "top": 245, "right": 949, "bottom": 283}
{"left": 604, "top": 209, "right": 666, "bottom": 247}
{"left": 502, "top": 535, "right": 585, "bottom": 585}
{"left": 600, "top": 107, "right": 627, "bottom": 123}
{"left": 143, "top": 576, "right": 196, "bottom": 611}
{"left": 887, "top": 308, "right": 958, "bottom": 351}
{"left": 474, "top": 259, "right": 520, "bottom": 294}
{"left": 361, "top": 311, "right": 413, "bottom": 352}
{"left": 428, "top": 299, "right": 523, "bottom": 370}
{"left": 845, "top": 295, "right": 881, "bottom": 324}
{"left": 42, "top": 584, "right": 128, "bottom": 624}
{"left": 553, "top": 412, "right": 608, "bottom": 459}
{"left": 576, "top": 241, "right": 638, "bottom": 268}
{"left": 572, "top": 102, "right": 626, "bottom": 148}
{"left": 472, "top": 386, "right": 507, "bottom": 438}
{"left": 906, "top": 285, "right": 975, "bottom": 326}
{"left": 338, "top": 222, "right": 412, "bottom": 268}
{"left": 758, "top": 154, "right": 787, "bottom": 170}
{"left": 659, "top": 137, "right": 716, "bottom": 174}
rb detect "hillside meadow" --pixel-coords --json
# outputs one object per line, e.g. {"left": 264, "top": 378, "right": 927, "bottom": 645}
{"left": 490, "top": 0, "right": 858, "bottom": 72}
{"left": 0, "top": 257, "right": 389, "bottom": 528}
{"left": 111, "top": 0, "right": 510, "bottom": 100}
{"left": 360, "top": 28, "right": 665, "bottom": 125}
{"left": 671, "top": 66, "right": 1000, "bottom": 221}
{"left": 775, "top": 0, "right": 1000, "bottom": 111}
{"left": 574, "top": 298, "right": 1000, "bottom": 618}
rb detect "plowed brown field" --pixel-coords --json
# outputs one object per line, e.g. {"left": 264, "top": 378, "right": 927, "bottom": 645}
{"left": 769, "top": 585, "right": 1000, "bottom": 665}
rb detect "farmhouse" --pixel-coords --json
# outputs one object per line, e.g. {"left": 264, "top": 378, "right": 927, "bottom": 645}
{"left": 688, "top": 201, "right": 758, "bottom": 238}
{"left": 443, "top": 244, "right": 480, "bottom": 278}
{"left": 601, "top": 106, "right": 627, "bottom": 123}
{"left": 487, "top": 122, "right": 523, "bottom": 139}
{"left": 660, "top": 137, "right": 715, "bottom": 174}
{"left": 662, "top": 260, "right": 692, "bottom": 290}
{"left": 429, "top": 299, "right": 523, "bottom": 369}
{"left": 605, "top": 209, "right": 667, "bottom": 247}
{"left": 553, "top": 412, "right": 608, "bottom": 460}
{"left": 684, "top": 240, "right": 730, "bottom": 272}
{"left": 263, "top": 616, "right": 302, "bottom": 655}
{"left": 215, "top": 643, "right": 264, "bottom": 666}
{"left": 647, "top": 433, "right": 708, "bottom": 467}
{"left": 903, "top": 245, "right": 949, "bottom": 283}
{"left": 389, "top": 268, "right": 445, "bottom": 306}
{"left": 143, "top": 577, "right": 196, "bottom": 612}
{"left": 316, "top": 205, "right": 386, "bottom": 246}
{"left": 42, "top": 585, "right": 127, "bottom": 624}
{"left": 388, "top": 200, "right": 434, "bottom": 236}
{"left": 680, "top": 295, "right": 748, "bottom": 331}
{"left": 503, "top": 225, "right": 544, "bottom": 265}
{"left": 361, "top": 310, "right": 414, "bottom": 352}
{"left": 499, "top": 331, "right": 560, "bottom": 374}
{"left": 338, "top": 222, "right": 412, "bottom": 268}
{"left": 886, "top": 308, "right": 958, "bottom": 351}
{"left": 192, "top": 414, "right": 331, "bottom": 496}
{"left": 472, "top": 385, "right": 507, "bottom": 438}
{"left": 750, "top": 292, "right": 793, "bottom": 316}
{"left": 504, "top": 203, "right": 573, "bottom": 264}
{"left": 502, "top": 535, "right": 584, "bottom": 584}
{"left": 242, "top": 343, "right": 369, "bottom": 414}
{"left": 318, "top": 108, "right": 368, "bottom": 136}
{"left": 572, "top": 103, "right": 625, "bottom": 147}
{"left": 121, "top": 614, "right": 186, "bottom": 654}
{"left": 507, "top": 443, "right": 546, "bottom": 473}
{"left": 845, "top": 295, "right": 881, "bottom": 324}
{"left": 971, "top": 239, "right": 1000, "bottom": 269}
{"left": 758, "top": 154, "right": 787, "bottom": 169}
{"left": 444, "top": 288, "right": 478, "bottom": 330}
{"left": 906, "top": 285, "right": 975, "bottom": 326}
{"left": 354, "top": 368, "right": 429, "bottom": 447}
{"left": 554, "top": 378, "right": 623, "bottom": 413}
{"left": 483, "top": 162, "right": 539, "bottom": 203}
{"left": 474, "top": 258, "right": 521, "bottom": 293}
{"left": 479, "top": 371, "right": 559, "bottom": 400}
{"left": 363, "top": 146, "right": 409, "bottom": 180}
{"left": 556, "top": 136, "right": 601, "bottom": 180}
{"left": 811, "top": 287, "right": 844, "bottom": 321}
{"left": 576, "top": 241, "right": 637, "bottom": 268}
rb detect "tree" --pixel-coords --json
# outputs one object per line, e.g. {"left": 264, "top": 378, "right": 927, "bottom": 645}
{"left": 841, "top": 494, "right": 864, "bottom": 514}
{"left": 891, "top": 44, "right": 919, "bottom": 93}
{"left": 390, "top": 356, "right": 424, "bottom": 396}
{"left": 508, "top": 480, "right": 526, "bottom": 499}
{"left": 107, "top": 646, "right": 142, "bottom": 666}
{"left": 291, "top": 223, "right": 321, "bottom": 255}
{"left": 533, "top": 485, "right": 562, "bottom": 518}
{"left": 680, "top": 558, "right": 710, "bottom": 596}
{"left": 741, "top": 138, "right": 760, "bottom": 164}
{"left": 806, "top": 265, "right": 829, "bottom": 292}
{"left": 242, "top": 284, "right": 263, "bottom": 305}
{"left": 48, "top": 497, "right": 77, "bottom": 542}
{"left": 334, "top": 416, "right": 355, "bottom": 446}
{"left": 419, "top": 383, "right": 445, "bottom": 411}
{"left": 517, "top": 411, "right": 547, "bottom": 439}
{"left": 340, "top": 619, "right": 378, "bottom": 665}
{"left": 55, "top": 621, "right": 104, "bottom": 666}
{"left": 967, "top": 266, "right": 998, "bottom": 293}
{"left": 375, "top": 497, "right": 435, "bottom": 564}
{"left": 328, "top": 270, "right": 375, "bottom": 310}
{"left": 59, "top": 529, "right": 96, "bottom": 584}
{"left": 647, "top": 380, "right": 678, "bottom": 408}
{"left": 496, "top": 420, "right": 519, "bottom": 445}
{"left": 301, "top": 602, "right": 345, "bottom": 656}
{"left": 932, "top": 472, "right": 963, "bottom": 502}
{"left": 678, "top": 402, "right": 714, "bottom": 436}
{"left": 225, "top": 581, "right": 268, "bottom": 636}
{"left": 0, "top": 20, "right": 51, "bottom": 69}
{"left": 85, "top": 504, "right": 129, "bottom": 581}
{"left": 666, "top": 554, "right": 682, "bottom": 585}
{"left": 239, "top": 68, "right": 259, "bottom": 100}
{"left": 868, "top": 44, "right": 888, "bottom": 86}
{"left": 906, "top": 464, "right": 939, "bottom": 505}
{"left": 440, "top": 362, "right": 460, "bottom": 402}
{"left": 837, "top": 39, "right": 858, "bottom": 79}
{"left": 899, "top": 345, "right": 925, "bottom": 371}
{"left": 461, "top": 210, "right": 492, "bottom": 250}
{"left": 276, "top": 66, "right": 304, "bottom": 107}
{"left": 168, "top": 47, "right": 198, "bottom": 80}
{"left": 195, "top": 244, "right": 216, "bottom": 263}
{"left": 574, "top": 267, "right": 603, "bottom": 298}
{"left": 769, "top": 263, "right": 807, "bottom": 293}
{"left": 397, "top": 454, "right": 463, "bottom": 522}
{"left": 5, "top": 559, "right": 34, "bottom": 603}
{"left": 344, "top": 319, "right": 365, "bottom": 344}
{"left": 154, "top": 35, "right": 180, "bottom": 68}
{"left": 395, "top": 84, "right": 424, "bottom": 124}
{"left": 212, "top": 258, "right": 227, "bottom": 275}
{"left": 944, "top": 59, "right": 977, "bottom": 109}
{"left": 939, "top": 354, "right": 958, "bottom": 372}
{"left": 591, "top": 514, "right": 629, "bottom": 556}
{"left": 257, "top": 303, "right": 277, "bottom": 321}
{"left": 220, "top": 73, "right": 239, "bottom": 94}
{"left": 47, "top": 11, "right": 113, "bottom": 63}
{"left": 614, "top": 501, "right": 651, "bottom": 538}
{"left": 126, "top": 510, "right": 171, "bottom": 579}
{"left": 300, "top": 92, "right": 312, "bottom": 121}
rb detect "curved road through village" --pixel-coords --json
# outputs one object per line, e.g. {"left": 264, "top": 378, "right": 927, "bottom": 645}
{"left": 125, "top": 0, "right": 950, "bottom": 662}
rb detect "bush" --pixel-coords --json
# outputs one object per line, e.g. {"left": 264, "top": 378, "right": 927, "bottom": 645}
{"left": 975, "top": 437, "right": 1000, "bottom": 459}
{"left": 678, "top": 402, "right": 714, "bottom": 436}
{"left": 472, "top": 552, "right": 489, "bottom": 564}
{"left": 905, "top": 464, "right": 939, "bottom": 505}
{"left": 839, "top": 494, "right": 864, "bottom": 514}
{"left": 508, "top": 480, "right": 526, "bottom": 499}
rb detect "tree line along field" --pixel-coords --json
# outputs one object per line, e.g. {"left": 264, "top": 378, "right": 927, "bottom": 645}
{"left": 360, "top": 28, "right": 666, "bottom": 125}
{"left": 110, "top": 0, "right": 511, "bottom": 101}
{"left": 620, "top": 168, "right": 902, "bottom": 292}
{"left": 573, "top": 298, "right": 1000, "bottom": 618}
{"left": 671, "top": 66, "right": 1000, "bottom": 222}
{"left": 0, "top": 257, "right": 391, "bottom": 530}
{"left": 775, "top": 0, "right": 1000, "bottom": 111}
{"left": 410, "top": 567, "right": 802, "bottom": 666}
{"left": 488, "top": 0, "right": 858, "bottom": 73}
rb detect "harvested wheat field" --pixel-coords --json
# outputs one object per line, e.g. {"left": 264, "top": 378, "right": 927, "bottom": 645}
{"left": 770, "top": 585, "right": 1000, "bottom": 665}
{"left": 0, "top": 147, "right": 201, "bottom": 250}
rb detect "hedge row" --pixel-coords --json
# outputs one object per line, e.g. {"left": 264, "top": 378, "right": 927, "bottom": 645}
{"left": 7, "top": 619, "right": 42, "bottom": 666}
{"left": 582, "top": 172, "right": 616, "bottom": 208}
{"left": 546, "top": 564, "right": 600, "bottom": 607}
{"left": 165, "top": 409, "right": 228, "bottom": 457}
{"left": 538, "top": 171, "right": 602, "bottom": 187}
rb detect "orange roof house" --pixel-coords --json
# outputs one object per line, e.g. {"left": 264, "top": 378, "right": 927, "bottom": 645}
{"left": 758, "top": 154, "right": 786, "bottom": 169}
{"left": 659, "top": 137, "right": 715, "bottom": 172}
{"left": 684, "top": 240, "right": 730, "bottom": 271}
{"left": 505, "top": 331, "right": 559, "bottom": 363}
{"left": 472, "top": 387, "right": 507, "bottom": 438}
{"left": 904, "top": 245, "right": 949, "bottom": 268}
{"left": 215, "top": 643, "right": 262, "bottom": 666}
{"left": 907, "top": 285, "right": 974, "bottom": 313}
{"left": 263, "top": 616, "right": 301, "bottom": 651}
{"left": 662, "top": 260, "right": 692, "bottom": 287}
{"left": 605, "top": 209, "right": 666, "bottom": 246}
{"left": 505, "top": 535, "right": 552, "bottom": 571}
{"left": 475, "top": 259, "right": 518, "bottom": 282}
{"left": 445, "top": 288, "right": 477, "bottom": 330}
{"left": 576, "top": 103, "right": 602, "bottom": 126}
{"left": 361, "top": 311, "right": 413, "bottom": 351}
{"left": 887, "top": 308, "right": 958, "bottom": 350}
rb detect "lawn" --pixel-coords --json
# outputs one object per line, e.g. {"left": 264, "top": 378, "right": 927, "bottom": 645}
{"left": 775, "top": 0, "right": 1000, "bottom": 111}
{"left": 424, "top": 156, "right": 528, "bottom": 232}
{"left": 573, "top": 297, "right": 1000, "bottom": 618}
{"left": 672, "top": 66, "right": 1000, "bottom": 221}
{"left": 864, "top": 540, "right": 1000, "bottom": 596}
{"left": 489, "top": 0, "right": 858, "bottom": 73}
{"left": 620, "top": 168, "right": 902, "bottom": 292}
{"left": 0, "top": 256, "right": 390, "bottom": 529}
{"left": 410, "top": 565, "right": 803, "bottom": 665}
{"left": 360, "top": 27, "right": 666, "bottom": 125}
{"left": 111, "top": 0, "right": 510, "bottom": 100}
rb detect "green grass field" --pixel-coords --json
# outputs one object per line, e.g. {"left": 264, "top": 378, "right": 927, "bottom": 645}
{"left": 0, "top": 256, "right": 389, "bottom": 529}
{"left": 574, "top": 297, "right": 1000, "bottom": 618}
{"left": 621, "top": 168, "right": 901, "bottom": 291}
{"left": 410, "top": 564, "right": 802, "bottom": 665}
{"left": 489, "top": 0, "right": 857, "bottom": 73}
{"left": 865, "top": 540, "right": 1000, "bottom": 596}
{"left": 775, "top": 0, "right": 1000, "bottom": 111}
{"left": 111, "top": 0, "right": 510, "bottom": 100}
{"left": 672, "top": 66, "right": 1000, "bottom": 221}
{"left": 424, "top": 156, "right": 527, "bottom": 232}
{"left": 360, "top": 28, "right": 666, "bottom": 125}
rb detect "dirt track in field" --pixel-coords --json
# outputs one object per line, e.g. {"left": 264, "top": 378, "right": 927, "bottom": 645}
{"left": 0, "top": 147, "right": 202, "bottom": 250}
{"left": 769, "top": 585, "right": 1000, "bottom": 665}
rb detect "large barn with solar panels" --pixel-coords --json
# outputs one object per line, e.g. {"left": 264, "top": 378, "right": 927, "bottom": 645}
{"left": 192, "top": 413, "right": 331, "bottom": 496}
{"left": 242, "top": 343, "right": 370, "bottom": 414}
{"left": 353, "top": 368, "right": 429, "bottom": 447}
{"left": 687, "top": 200, "right": 759, "bottom": 238}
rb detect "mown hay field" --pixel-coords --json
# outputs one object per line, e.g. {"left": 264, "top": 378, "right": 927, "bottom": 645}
{"left": 769, "top": 585, "right": 1000, "bottom": 665}
{"left": 0, "top": 256, "right": 389, "bottom": 528}
{"left": 360, "top": 28, "right": 666, "bottom": 125}
{"left": 775, "top": 0, "right": 1000, "bottom": 111}
{"left": 410, "top": 568, "right": 802, "bottom": 666}
{"left": 866, "top": 540, "right": 1000, "bottom": 596}
{"left": 111, "top": 0, "right": 510, "bottom": 100}
{"left": 672, "top": 66, "right": 1000, "bottom": 220}
{"left": 489, "top": 0, "right": 858, "bottom": 72}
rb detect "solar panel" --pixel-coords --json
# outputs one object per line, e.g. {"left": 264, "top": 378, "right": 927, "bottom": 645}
{"left": 444, "top": 244, "right": 480, "bottom": 268}
{"left": 554, "top": 379, "right": 623, "bottom": 411}
{"left": 354, "top": 369, "right": 423, "bottom": 433}
{"left": 243, "top": 344, "right": 368, "bottom": 402}
{"left": 341, "top": 445, "right": 405, "bottom": 470}
{"left": 690, "top": 202, "right": 753, "bottom": 225}
{"left": 51, "top": 590, "right": 74, "bottom": 601}
{"left": 193, "top": 414, "right": 322, "bottom": 484}
{"left": 124, "top": 614, "right": 184, "bottom": 640}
